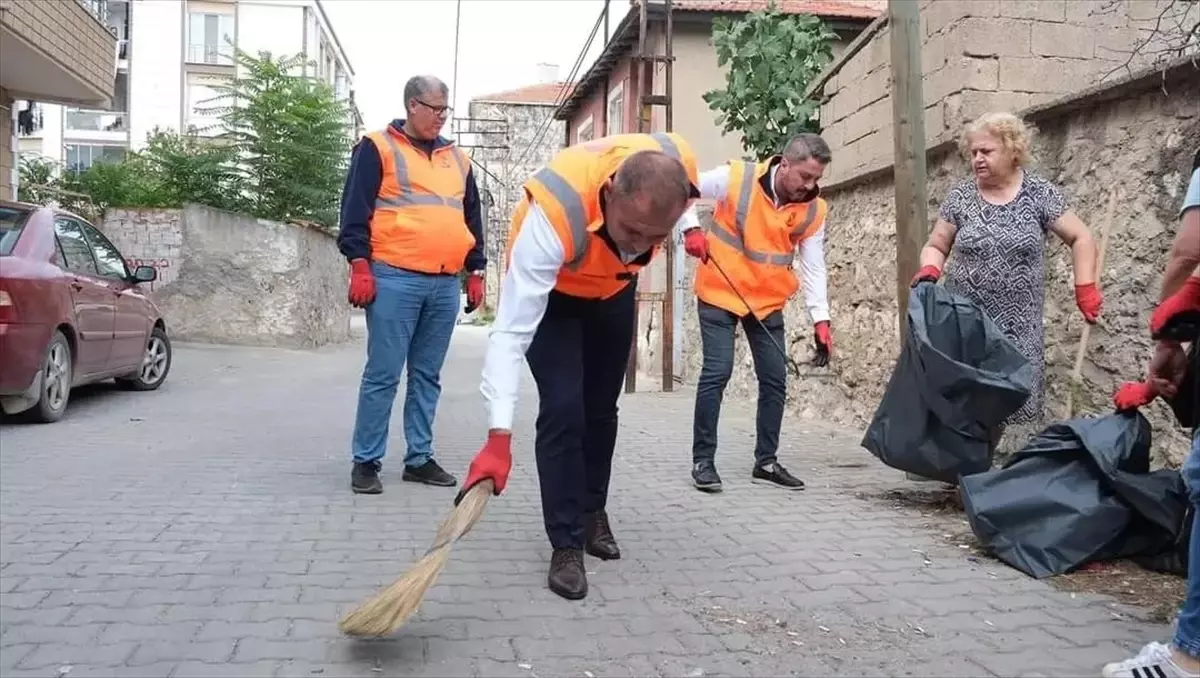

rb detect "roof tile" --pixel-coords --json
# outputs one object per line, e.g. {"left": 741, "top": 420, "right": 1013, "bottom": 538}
{"left": 471, "top": 82, "right": 575, "bottom": 106}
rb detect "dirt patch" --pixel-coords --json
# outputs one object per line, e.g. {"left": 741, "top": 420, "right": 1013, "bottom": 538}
{"left": 859, "top": 485, "right": 1187, "bottom": 624}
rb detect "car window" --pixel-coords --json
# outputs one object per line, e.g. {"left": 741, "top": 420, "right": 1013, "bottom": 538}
{"left": 75, "top": 220, "right": 129, "bottom": 280}
{"left": 53, "top": 217, "right": 100, "bottom": 276}
{"left": 0, "top": 206, "right": 31, "bottom": 256}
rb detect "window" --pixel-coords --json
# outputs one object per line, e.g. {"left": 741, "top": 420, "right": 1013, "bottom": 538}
{"left": 54, "top": 218, "right": 99, "bottom": 276}
{"left": 65, "top": 145, "right": 126, "bottom": 173}
{"left": 607, "top": 82, "right": 625, "bottom": 135}
{"left": 0, "top": 206, "right": 32, "bottom": 256}
{"left": 186, "top": 73, "right": 231, "bottom": 133}
{"left": 76, "top": 220, "right": 129, "bottom": 280}
{"left": 187, "top": 12, "right": 235, "bottom": 65}
{"left": 577, "top": 115, "right": 595, "bottom": 143}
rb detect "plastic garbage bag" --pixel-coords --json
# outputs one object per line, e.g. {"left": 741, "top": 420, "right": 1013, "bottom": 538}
{"left": 960, "top": 411, "right": 1189, "bottom": 578}
{"left": 860, "top": 283, "right": 1036, "bottom": 484}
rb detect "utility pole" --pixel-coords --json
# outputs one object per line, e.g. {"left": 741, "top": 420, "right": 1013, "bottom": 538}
{"left": 604, "top": 0, "right": 610, "bottom": 44}
{"left": 888, "top": 0, "right": 926, "bottom": 340}
{"left": 625, "top": 0, "right": 676, "bottom": 394}
{"left": 452, "top": 0, "right": 463, "bottom": 102}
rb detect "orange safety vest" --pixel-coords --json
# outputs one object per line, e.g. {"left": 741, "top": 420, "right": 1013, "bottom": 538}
{"left": 365, "top": 127, "right": 476, "bottom": 275}
{"left": 505, "top": 132, "right": 700, "bottom": 300}
{"left": 694, "top": 159, "right": 828, "bottom": 319}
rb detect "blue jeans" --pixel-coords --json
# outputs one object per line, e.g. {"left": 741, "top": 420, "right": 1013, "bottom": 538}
{"left": 350, "top": 262, "right": 459, "bottom": 467}
{"left": 692, "top": 300, "right": 788, "bottom": 467}
{"left": 1176, "top": 430, "right": 1200, "bottom": 656}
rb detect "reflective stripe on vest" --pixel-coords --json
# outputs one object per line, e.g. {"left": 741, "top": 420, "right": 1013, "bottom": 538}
{"left": 532, "top": 132, "right": 683, "bottom": 271}
{"left": 711, "top": 161, "right": 818, "bottom": 267}
{"left": 373, "top": 133, "right": 469, "bottom": 209}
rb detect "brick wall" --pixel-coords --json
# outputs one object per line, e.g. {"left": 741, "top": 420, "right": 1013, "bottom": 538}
{"left": 0, "top": 0, "right": 116, "bottom": 104}
{"left": 818, "top": 0, "right": 1196, "bottom": 185}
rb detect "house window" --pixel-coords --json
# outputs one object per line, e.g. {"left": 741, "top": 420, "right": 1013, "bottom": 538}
{"left": 186, "top": 73, "right": 232, "bottom": 134}
{"left": 606, "top": 82, "right": 625, "bottom": 135}
{"left": 187, "top": 12, "right": 235, "bottom": 65}
{"left": 65, "top": 144, "right": 126, "bottom": 173}
{"left": 576, "top": 115, "right": 595, "bottom": 143}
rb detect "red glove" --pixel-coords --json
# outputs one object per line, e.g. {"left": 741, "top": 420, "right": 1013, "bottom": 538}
{"left": 1150, "top": 276, "right": 1200, "bottom": 340}
{"left": 465, "top": 273, "right": 485, "bottom": 313}
{"left": 684, "top": 228, "right": 709, "bottom": 262}
{"left": 1075, "top": 283, "right": 1103, "bottom": 324}
{"left": 1113, "top": 381, "right": 1159, "bottom": 411}
{"left": 348, "top": 259, "right": 375, "bottom": 308}
{"left": 812, "top": 321, "right": 832, "bottom": 367}
{"left": 455, "top": 432, "right": 512, "bottom": 505}
{"left": 911, "top": 265, "right": 941, "bottom": 287}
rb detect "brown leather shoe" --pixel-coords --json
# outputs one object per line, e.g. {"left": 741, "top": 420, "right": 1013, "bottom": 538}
{"left": 547, "top": 548, "right": 587, "bottom": 600}
{"left": 584, "top": 510, "right": 621, "bottom": 560}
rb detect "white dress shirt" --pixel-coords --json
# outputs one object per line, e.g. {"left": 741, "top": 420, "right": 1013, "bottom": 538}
{"left": 479, "top": 164, "right": 829, "bottom": 432}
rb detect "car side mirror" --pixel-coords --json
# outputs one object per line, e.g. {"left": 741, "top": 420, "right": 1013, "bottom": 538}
{"left": 132, "top": 265, "right": 157, "bottom": 283}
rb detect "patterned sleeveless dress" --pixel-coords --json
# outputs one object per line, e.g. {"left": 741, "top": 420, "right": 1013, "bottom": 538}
{"left": 938, "top": 171, "right": 1068, "bottom": 427}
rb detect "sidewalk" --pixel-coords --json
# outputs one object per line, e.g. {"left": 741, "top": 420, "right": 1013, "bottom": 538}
{"left": 0, "top": 327, "right": 1169, "bottom": 677}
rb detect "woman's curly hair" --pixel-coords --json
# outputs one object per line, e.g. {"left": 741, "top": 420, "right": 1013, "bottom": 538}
{"left": 958, "top": 111, "right": 1036, "bottom": 168}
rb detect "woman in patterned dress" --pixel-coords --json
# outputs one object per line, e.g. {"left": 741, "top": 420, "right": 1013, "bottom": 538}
{"left": 911, "top": 111, "right": 1103, "bottom": 455}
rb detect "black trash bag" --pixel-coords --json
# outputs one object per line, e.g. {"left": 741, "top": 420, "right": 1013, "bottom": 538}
{"left": 861, "top": 283, "right": 1036, "bottom": 484}
{"left": 959, "top": 411, "right": 1190, "bottom": 579}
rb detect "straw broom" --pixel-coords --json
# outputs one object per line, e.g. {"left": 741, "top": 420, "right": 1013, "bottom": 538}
{"left": 1066, "top": 187, "right": 1119, "bottom": 417}
{"left": 338, "top": 478, "right": 495, "bottom": 637}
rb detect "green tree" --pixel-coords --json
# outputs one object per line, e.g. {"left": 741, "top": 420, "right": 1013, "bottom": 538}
{"left": 702, "top": 2, "right": 836, "bottom": 160}
{"left": 139, "top": 129, "right": 239, "bottom": 211}
{"left": 201, "top": 48, "right": 350, "bottom": 227}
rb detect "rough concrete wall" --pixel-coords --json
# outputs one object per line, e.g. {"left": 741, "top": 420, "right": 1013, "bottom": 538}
{"left": 675, "top": 76, "right": 1199, "bottom": 467}
{"left": 102, "top": 205, "right": 351, "bottom": 349}
{"left": 819, "top": 0, "right": 1196, "bottom": 185}
{"left": 465, "top": 100, "right": 566, "bottom": 310}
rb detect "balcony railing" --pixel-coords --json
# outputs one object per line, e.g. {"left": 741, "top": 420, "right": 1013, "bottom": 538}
{"left": 17, "top": 107, "right": 43, "bottom": 137}
{"left": 78, "top": 0, "right": 108, "bottom": 23}
{"left": 66, "top": 109, "right": 128, "bottom": 133}
{"left": 187, "top": 44, "right": 235, "bottom": 66}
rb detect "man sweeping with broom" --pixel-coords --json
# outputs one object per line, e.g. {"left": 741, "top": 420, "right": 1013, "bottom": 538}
{"left": 455, "top": 132, "right": 702, "bottom": 601}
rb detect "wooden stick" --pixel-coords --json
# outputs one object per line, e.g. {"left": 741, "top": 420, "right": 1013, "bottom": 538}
{"left": 1067, "top": 187, "right": 1119, "bottom": 417}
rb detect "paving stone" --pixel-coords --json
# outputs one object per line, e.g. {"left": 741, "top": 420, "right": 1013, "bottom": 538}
{"left": 0, "top": 331, "right": 1174, "bottom": 676}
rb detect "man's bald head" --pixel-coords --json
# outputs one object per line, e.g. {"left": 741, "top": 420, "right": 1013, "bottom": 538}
{"left": 604, "top": 150, "right": 693, "bottom": 256}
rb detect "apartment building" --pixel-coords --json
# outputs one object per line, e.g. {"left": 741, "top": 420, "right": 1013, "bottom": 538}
{"left": 2, "top": 0, "right": 117, "bottom": 199}
{"left": 17, "top": 0, "right": 362, "bottom": 174}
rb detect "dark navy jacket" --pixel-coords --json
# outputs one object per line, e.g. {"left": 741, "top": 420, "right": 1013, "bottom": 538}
{"left": 336, "top": 119, "right": 486, "bottom": 272}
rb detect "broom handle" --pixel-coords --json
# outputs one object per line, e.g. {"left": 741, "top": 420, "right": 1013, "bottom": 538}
{"left": 1069, "top": 188, "right": 1118, "bottom": 392}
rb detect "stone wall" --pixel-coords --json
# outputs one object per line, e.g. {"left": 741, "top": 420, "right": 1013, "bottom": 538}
{"left": 818, "top": 0, "right": 1196, "bottom": 185}
{"left": 675, "top": 66, "right": 1199, "bottom": 466}
{"left": 102, "top": 204, "right": 351, "bottom": 349}
{"left": 465, "top": 100, "right": 566, "bottom": 310}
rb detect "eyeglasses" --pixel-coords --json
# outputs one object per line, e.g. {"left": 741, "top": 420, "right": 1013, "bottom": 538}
{"left": 414, "top": 99, "right": 452, "bottom": 117}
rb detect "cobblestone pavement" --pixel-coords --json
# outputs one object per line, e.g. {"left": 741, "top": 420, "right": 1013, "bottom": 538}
{"left": 0, "top": 324, "right": 1172, "bottom": 677}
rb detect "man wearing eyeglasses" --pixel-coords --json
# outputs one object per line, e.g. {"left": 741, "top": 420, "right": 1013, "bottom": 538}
{"left": 337, "top": 75, "right": 486, "bottom": 495}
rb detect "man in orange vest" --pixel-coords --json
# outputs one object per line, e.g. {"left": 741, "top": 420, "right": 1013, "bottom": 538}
{"left": 453, "top": 132, "right": 701, "bottom": 600}
{"left": 681, "top": 133, "right": 833, "bottom": 493}
{"left": 337, "top": 75, "right": 485, "bottom": 495}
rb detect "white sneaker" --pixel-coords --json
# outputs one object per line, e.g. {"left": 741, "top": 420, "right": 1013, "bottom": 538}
{"left": 1101, "top": 641, "right": 1200, "bottom": 678}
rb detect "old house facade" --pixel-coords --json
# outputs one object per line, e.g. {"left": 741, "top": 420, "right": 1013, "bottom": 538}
{"left": 555, "top": 0, "right": 885, "bottom": 170}
{"left": 464, "top": 78, "right": 573, "bottom": 309}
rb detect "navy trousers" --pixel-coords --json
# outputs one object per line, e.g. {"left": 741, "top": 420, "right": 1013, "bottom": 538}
{"left": 525, "top": 281, "right": 636, "bottom": 550}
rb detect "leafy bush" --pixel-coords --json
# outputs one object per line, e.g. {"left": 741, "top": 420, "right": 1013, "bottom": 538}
{"left": 702, "top": 1, "right": 836, "bottom": 159}
{"left": 21, "top": 47, "right": 350, "bottom": 229}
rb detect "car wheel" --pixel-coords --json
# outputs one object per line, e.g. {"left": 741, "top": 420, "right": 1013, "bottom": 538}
{"left": 27, "top": 331, "right": 73, "bottom": 424}
{"left": 116, "top": 325, "right": 172, "bottom": 391}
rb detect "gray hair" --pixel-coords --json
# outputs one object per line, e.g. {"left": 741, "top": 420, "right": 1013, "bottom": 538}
{"left": 783, "top": 133, "right": 832, "bottom": 164}
{"left": 403, "top": 76, "right": 449, "bottom": 110}
{"left": 613, "top": 150, "right": 692, "bottom": 216}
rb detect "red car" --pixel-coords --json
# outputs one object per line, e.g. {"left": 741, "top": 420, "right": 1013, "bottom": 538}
{"left": 0, "top": 199, "right": 172, "bottom": 423}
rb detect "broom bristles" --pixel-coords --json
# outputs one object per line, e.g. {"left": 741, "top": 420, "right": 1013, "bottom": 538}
{"left": 338, "top": 479, "right": 495, "bottom": 637}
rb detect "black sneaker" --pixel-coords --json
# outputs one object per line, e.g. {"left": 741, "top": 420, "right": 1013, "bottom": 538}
{"left": 351, "top": 461, "right": 383, "bottom": 494}
{"left": 752, "top": 462, "right": 805, "bottom": 490}
{"left": 692, "top": 461, "right": 723, "bottom": 492}
{"left": 402, "top": 459, "right": 458, "bottom": 487}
